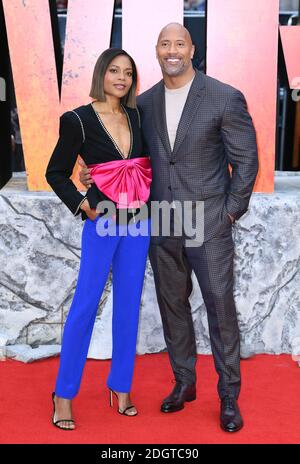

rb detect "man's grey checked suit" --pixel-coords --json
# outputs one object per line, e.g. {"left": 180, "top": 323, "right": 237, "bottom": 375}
{"left": 137, "top": 69, "right": 258, "bottom": 399}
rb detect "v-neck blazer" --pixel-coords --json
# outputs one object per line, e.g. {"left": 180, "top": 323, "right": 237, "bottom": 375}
{"left": 46, "top": 103, "right": 146, "bottom": 221}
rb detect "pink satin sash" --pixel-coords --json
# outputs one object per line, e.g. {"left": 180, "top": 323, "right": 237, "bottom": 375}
{"left": 88, "top": 157, "right": 152, "bottom": 209}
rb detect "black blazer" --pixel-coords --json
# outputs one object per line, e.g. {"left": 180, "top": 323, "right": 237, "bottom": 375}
{"left": 45, "top": 103, "right": 145, "bottom": 220}
{"left": 137, "top": 69, "right": 259, "bottom": 242}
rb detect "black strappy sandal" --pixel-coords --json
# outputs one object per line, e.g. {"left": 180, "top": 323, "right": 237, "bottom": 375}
{"left": 51, "top": 392, "right": 75, "bottom": 430}
{"left": 108, "top": 388, "right": 138, "bottom": 416}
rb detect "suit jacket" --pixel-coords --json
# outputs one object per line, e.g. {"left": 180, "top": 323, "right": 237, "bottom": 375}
{"left": 137, "top": 69, "right": 259, "bottom": 243}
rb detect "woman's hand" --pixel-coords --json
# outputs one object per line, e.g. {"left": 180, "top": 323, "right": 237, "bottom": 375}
{"left": 78, "top": 158, "right": 94, "bottom": 189}
{"left": 80, "top": 198, "right": 99, "bottom": 221}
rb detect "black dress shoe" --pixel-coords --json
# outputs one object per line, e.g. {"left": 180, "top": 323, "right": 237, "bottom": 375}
{"left": 161, "top": 381, "right": 196, "bottom": 413}
{"left": 220, "top": 396, "right": 243, "bottom": 432}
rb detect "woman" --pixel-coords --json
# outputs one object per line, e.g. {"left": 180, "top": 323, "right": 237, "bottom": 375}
{"left": 46, "top": 48, "right": 152, "bottom": 430}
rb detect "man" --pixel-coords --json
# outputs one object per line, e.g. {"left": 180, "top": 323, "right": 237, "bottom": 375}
{"left": 79, "top": 23, "right": 258, "bottom": 432}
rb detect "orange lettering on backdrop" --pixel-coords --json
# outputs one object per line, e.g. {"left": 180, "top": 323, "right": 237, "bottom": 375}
{"left": 280, "top": 26, "right": 300, "bottom": 89}
{"left": 280, "top": 26, "right": 300, "bottom": 169}
{"left": 3, "top": 0, "right": 285, "bottom": 193}
{"left": 122, "top": 0, "right": 183, "bottom": 94}
{"left": 206, "top": 0, "right": 279, "bottom": 193}
{"left": 3, "top": 0, "right": 59, "bottom": 191}
{"left": 3, "top": 0, "right": 115, "bottom": 191}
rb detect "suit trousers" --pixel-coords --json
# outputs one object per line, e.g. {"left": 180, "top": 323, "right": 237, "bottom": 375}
{"left": 149, "top": 221, "right": 241, "bottom": 400}
{"left": 54, "top": 216, "right": 151, "bottom": 399}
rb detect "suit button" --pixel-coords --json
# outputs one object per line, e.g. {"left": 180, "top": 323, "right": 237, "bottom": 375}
{"left": 170, "top": 161, "right": 175, "bottom": 165}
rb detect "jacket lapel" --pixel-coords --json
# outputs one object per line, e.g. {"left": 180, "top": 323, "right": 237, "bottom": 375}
{"left": 172, "top": 70, "right": 206, "bottom": 158}
{"left": 152, "top": 80, "right": 172, "bottom": 156}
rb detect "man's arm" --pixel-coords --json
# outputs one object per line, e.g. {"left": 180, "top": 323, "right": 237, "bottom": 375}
{"left": 221, "top": 89, "right": 259, "bottom": 221}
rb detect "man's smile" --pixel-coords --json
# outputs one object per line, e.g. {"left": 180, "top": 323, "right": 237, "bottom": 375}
{"left": 165, "top": 58, "right": 181, "bottom": 64}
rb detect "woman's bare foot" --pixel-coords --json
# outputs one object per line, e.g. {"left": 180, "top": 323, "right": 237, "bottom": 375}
{"left": 111, "top": 390, "right": 137, "bottom": 416}
{"left": 53, "top": 394, "right": 75, "bottom": 429}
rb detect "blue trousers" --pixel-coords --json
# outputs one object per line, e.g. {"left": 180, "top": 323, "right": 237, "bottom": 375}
{"left": 54, "top": 216, "right": 151, "bottom": 399}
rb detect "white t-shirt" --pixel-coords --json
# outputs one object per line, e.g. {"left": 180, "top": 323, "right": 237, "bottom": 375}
{"left": 164, "top": 76, "right": 195, "bottom": 151}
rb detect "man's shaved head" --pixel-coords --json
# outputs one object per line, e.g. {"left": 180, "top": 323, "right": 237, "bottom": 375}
{"left": 156, "top": 22, "right": 195, "bottom": 80}
{"left": 157, "top": 23, "right": 193, "bottom": 46}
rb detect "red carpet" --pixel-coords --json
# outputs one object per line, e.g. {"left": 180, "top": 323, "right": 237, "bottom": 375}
{"left": 0, "top": 353, "right": 299, "bottom": 444}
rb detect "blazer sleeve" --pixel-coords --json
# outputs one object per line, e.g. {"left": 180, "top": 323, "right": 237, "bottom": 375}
{"left": 45, "top": 111, "right": 86, "bottom": 216}
{"left": 221, "top": 89, "right": 259, "bottom": 221}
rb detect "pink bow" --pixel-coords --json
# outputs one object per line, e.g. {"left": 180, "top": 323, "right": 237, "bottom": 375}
{"left": 88, "top": 157, "right": 152, "bottom": 209}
